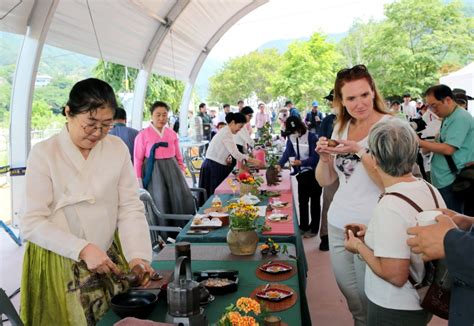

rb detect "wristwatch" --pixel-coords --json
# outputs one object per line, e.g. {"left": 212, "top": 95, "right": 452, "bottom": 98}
{"left": 355, "top": 147, "right": 369, "bottom": 160}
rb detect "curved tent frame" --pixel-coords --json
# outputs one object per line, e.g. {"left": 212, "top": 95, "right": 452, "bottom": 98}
{"left": 0, "top": 0, "right": 268, "bottom": 225}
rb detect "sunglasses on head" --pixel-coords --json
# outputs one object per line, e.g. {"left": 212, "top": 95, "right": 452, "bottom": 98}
{"left": 336, "top": 64, "right": 369, "bottom": 79}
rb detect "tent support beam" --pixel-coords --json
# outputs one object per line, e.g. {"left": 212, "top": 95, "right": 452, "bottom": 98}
{"left": 9, "top": 0, "right": 59, "bottom": 227}
{"left": 129, "top": 0, "right": 190, "bottom": 130}
{"left": 177, "top": 0, "right": 269, "bottom": 137}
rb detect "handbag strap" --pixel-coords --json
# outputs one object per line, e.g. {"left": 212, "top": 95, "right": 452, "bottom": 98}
{"left": 379, "top": 180, "right": 439, "bottom": 287}
{"left": 379, "top": 192, "right": 423, "bottom": 212}
{"left": 296, "top": 136, "right": 301, "bottom": 159}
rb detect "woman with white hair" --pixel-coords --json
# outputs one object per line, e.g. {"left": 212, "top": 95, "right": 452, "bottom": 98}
{"left": 344, "top": 119, "right": 446, "bottom": 325}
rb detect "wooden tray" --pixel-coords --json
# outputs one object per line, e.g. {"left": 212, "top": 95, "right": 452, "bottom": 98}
{"left": 250, "top": 284, "right": 297, "bottom": 312}
{"left": 255, "top": 260, "right": 296, "bottom": 282}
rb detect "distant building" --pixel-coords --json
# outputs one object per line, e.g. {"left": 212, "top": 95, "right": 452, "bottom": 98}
{"left": 35, "top": 75, "right": 52, "bottom": 87}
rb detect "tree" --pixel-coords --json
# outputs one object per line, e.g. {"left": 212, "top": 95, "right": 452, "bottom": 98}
{"left": 337, "top": 19, "right": 379, "bottom": 67}
{"left": 93, "top": 61, "right": 185, "bottom": 114}
{"left": 339, "top": 0, "right": 474, "bottom": 98}
{"left": 272, "top": 32, "right": 341, "bottom": 109}
{"left": 33, "top": 76, "right": 75, "bottom": 112}
{"left": 208, "top": 49, "right": 282, "bottom": 104}
{"left": 31, "top": 100, "right": 64, "bottom": 130}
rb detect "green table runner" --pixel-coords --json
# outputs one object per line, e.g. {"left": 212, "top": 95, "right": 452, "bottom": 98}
{"left": 98, "top": 258, "right": 306, "bottom": 325}
{"left": 176, "top": 194, "right": 308, "bottom": 278}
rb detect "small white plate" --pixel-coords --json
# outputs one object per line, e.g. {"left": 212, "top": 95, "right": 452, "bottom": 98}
{"left": 209, "top": 212, "right": 229, "bottom": 218}
{"left": 240, "top": 194, "right": 260, "bottom": 205}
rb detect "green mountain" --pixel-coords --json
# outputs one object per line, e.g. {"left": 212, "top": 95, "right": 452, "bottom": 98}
{"left": 0, "top": 31, "right": 97, "bottom": 82}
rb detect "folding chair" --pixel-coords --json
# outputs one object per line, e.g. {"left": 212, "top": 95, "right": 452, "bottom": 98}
{"left": 0, "top": 288, "right": 23, "bottom": 326}
{"left": 139, "top": 189, "right": 197, "bottom": 252}
{"left": 184, "top": 150, "right": 204, "bottom": 188}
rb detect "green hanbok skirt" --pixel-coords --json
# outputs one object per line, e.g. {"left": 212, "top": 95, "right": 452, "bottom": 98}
{"left": 20, "top": 236, "right": 130, "bottom": 326}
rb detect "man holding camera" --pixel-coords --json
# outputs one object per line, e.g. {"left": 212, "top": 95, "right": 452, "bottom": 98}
{"left": 419, "top": 85, "right": 474, "bottom": 213}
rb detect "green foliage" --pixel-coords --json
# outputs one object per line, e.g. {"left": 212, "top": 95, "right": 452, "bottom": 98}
{"left": 31, "top": 100, "right": 64, "bottom": 130}
{"left": 93, "top": 61, "right": 185, "bottom": 114}
{"left": 33, "top": 76, "right": 76, "bottom": 112}
{"left": 209, "top": 49, "right": 282, "bottom": 104}
{"left": 272, "top": 32, "right": 341, "bottom": 109}
{"left": 338, "top": 0, "right": 474, "bottom": 98}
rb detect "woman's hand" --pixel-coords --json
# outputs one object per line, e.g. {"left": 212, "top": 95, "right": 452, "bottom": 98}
{"left": 248, "top": 157, "right": 263, "bottom": 167}
{"left": 79, "top": 243, "right": 120, "bottom": 275}
{"left": 327, "top": 139, "right": 362, "bottom": 155}
{"left": 345, "top": 223, "right": 367, "bottom": 239}
{"left": 344, "top": 230, "right": 364, "bottom": 254}
{"left": 129, "top": 258, "right": 154, "bottom": 286}
{"left": 316, "top": 137, "right": 332, "bottom": 162}
{"left": 291, "top": 159, "right": 302, "bottom": 167}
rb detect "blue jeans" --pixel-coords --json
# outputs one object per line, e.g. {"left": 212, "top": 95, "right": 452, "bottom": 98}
{"left": 438, "top": 183, "right": 464, "bottom": 213}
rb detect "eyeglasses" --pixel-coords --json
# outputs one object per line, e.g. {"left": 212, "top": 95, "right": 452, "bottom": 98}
{"left": 336, "top": 64, "right": 369, "bottom": 79}
{"left": 81, "top": 121, "right": 113, "bottom": 135}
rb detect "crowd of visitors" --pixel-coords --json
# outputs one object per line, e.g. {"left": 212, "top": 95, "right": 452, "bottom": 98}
{"left": 17, "top": 60, "right": 474, "bottom": 325}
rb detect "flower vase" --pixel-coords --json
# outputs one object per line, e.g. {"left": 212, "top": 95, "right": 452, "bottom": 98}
{"left": 240, "top": 183, "right": 259, "bottom": 196}
{"left": 226, "top": 228, "right": 259, "bottom": 256}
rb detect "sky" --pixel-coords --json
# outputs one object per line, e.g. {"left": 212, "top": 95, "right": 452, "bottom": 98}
{"left": 209, "top": 0, "right": 394, "bottom": 60}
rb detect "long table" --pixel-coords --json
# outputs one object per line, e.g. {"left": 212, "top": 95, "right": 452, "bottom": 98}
{"left": 214, "top": 169, "right": 292, "bottom": 195}
{"left": 98, "top": 244, "right": 309, "bottom": 325}
{"left": 175, "top": 194, "right": 307, "bottom": 281}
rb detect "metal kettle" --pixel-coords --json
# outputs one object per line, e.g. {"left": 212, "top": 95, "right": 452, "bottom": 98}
{"left": 167, "top": 256, "right": 201, "bottom": 317}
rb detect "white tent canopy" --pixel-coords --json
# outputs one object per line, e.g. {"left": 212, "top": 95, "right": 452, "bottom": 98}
{"left": 440, "top": 62, "right": 474, "bottom": 116}
{"left": 440, "top": 62, "right": 474, "bottom": 98}
{"left": 0, "top": 0, "right": 268, "bottom": 224}
{"left": 1, "top": 0, "right": 267, "bottom": 82}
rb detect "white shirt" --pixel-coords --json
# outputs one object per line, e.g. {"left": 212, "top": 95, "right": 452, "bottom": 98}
{"left": 421, "top": 110, "right": 441, "bottom": 139}
{"left": 402, "top": 101, "right": 417, "bottom": 118}
{"left": 206, "top": 125, "right": 248, "bottom": 165}
{"left": 233, "top": 124, "right": 254, "bottom": 148}
{"left": 328, "top": 115, "right": 390, "bottom": 229}
{"left": 278, "top": 109, "right": 289, "bottom": 131}
{"left": 21, "top": 127, "right": 152, "bottom": 262}
{"left": 364, "top": 180, "right": 446, "bottom": 310}
{"left": 217, "top": 111, "right": 227, "bottom": 123}
{"left": 288, "top": 132, "right": 311, "bottom": 173}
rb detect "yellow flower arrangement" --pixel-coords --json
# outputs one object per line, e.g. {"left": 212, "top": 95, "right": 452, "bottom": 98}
{"left": 226, "top": 201, "right": 259, "bottom": 231}
{"left": 218, "top": 297, "right": 261, "bottom": 326}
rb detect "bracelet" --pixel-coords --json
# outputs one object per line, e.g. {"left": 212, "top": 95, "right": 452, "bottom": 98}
{"left": 355, "top": 147, "right": 369, "bottom": 160}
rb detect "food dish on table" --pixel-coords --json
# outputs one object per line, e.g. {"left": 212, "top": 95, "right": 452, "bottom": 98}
{"left": 191, "top": 216, "right": 223, "bottom": 229}
{"left": 265, "top": 191, "right": 281, "bottom": 197}
{"left": 256, "top": 288, "right": 293, "bottom": 302}
{"left": 270, "top": 201, "right": 288, "bottom": 208}
{"left": 267, "top": 213, "right": 290, "bottom": 222}
{"left": 240, "top": 194, "right": 260, "bottom": 205}
{"left": 259, "top": 262, "right": 293, "bottom": 274}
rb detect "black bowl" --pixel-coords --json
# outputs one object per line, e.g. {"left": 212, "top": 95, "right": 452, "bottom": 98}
{"left": 110, "top": 291, "right": 158, "bottom": 319}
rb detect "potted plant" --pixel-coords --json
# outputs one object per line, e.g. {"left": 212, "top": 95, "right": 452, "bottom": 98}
{"left": 226, "top": 201, "right": 260, "bottom": 255}
{"left": 265, "top": 153, "right": 280, "bottom": 186}
{"left": 238, "top": 171, "right": 263, "bottom": 196}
